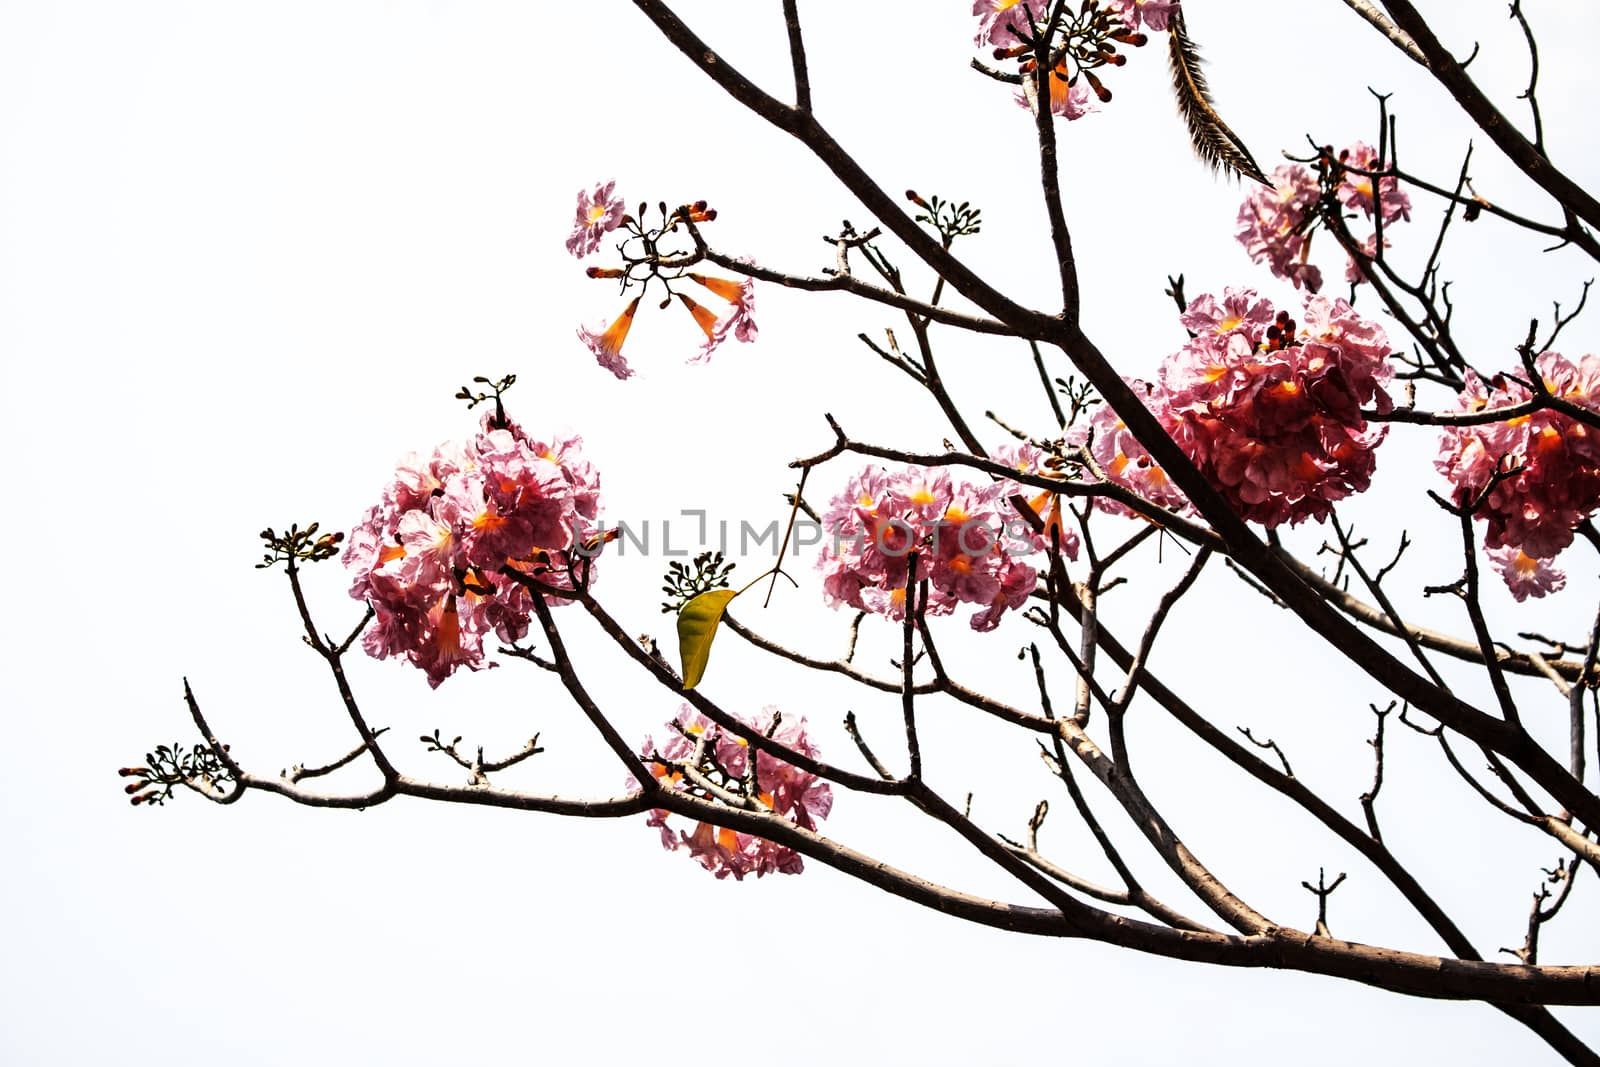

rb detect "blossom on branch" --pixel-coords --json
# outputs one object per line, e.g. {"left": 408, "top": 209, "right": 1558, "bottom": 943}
{"left": 1487, "top": 544, "right": 1567, "bottom": 602}
{"left": 1015, "top": 66, "right": 1099, "bottom": 121}
{"left": 1435, "top": 352, "right": 1600, "bottom": 567}
{"left": 565, "top": 180, "right": 626, "bottom": 259}
{"left": 1336, "top": 141, "right": 1411, "bottom": 225}
{"left": 1237, "top": 146, "right": 1412, "bottom": 293}
{"left": 1159, "top": 289, "right": 1394, "bottom": 526}
{"left": 343, "top": 413, "right": 604, "bottom": 687}
{"left": 1078, "top": 289, "right": 1393, "bottom": 527}
{"left": 817, "top": 462, "right": 1051, "bottom": 632}
{"left": 1067, "top": 378, "right": 1195, "bottom": 519}
{"left": 633, "top": 706, "right": 833, "bottom": 880}
{"left": 577, "top": 296, "right": 641, "bottom": 380}
{"left": 573, "top": 198, "right": 757, "bottom": 373}
{"left": 972, "top": 0, "right": 1034, "bottom": 47}
{"left": 1236, "top": 164, "right": 1324, "bottom": 293}
{"left": 688, "top": 272, "right": 758, "bottom": 360}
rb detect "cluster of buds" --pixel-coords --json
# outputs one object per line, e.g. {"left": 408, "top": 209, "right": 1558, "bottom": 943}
{"left": 567, "top": 182, "right": 757, "bottom": 378}
{"left": 660, "top": 550, "right": 736, "bottom": 614}
{"left": 975, "top": 0, "right": 1174, "bottom": 119}
{"left": 117, "top": 743, "right": 232, "bottom": 806}
{"left": 256, "top": 522, "right": 345, "bottom": 570}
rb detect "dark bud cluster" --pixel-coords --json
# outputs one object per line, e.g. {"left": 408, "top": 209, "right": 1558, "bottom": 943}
{"left": 117, "top": 742, "right": 233, "bottom": 806}
{"left": 455, "top": 373, "right": 518, "bottom": 428}
{"left": 660, "top": 550, "right": 736, "bottom": 613}
{"left": 905, "top": 190, "right": 983, "bottom": 244}
{"left": 257, "top": 522, "right": 345, "bottom": 569}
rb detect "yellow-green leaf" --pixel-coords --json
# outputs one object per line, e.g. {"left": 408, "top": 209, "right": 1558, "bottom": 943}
{"left": 677, "top": 588, "right": 737, "bottom": 690}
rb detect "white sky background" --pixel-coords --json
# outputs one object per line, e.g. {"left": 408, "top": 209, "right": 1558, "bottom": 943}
{"left": 4, "top": 0, "right": 1600, "bottom": 1062}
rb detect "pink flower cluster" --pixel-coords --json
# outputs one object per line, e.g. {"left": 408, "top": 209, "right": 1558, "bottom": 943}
{"left": 343, "top": 414, "right": 603, "bottom": 687}
{"left": 817, "top": 460, "right": 1064, "bottom": 632}
{"left": 1236, "top": 144, "right": 1412, "bottom": 293}
{"left": 1081, "top": 289, "right": 1394, "bottom": 527}
{"left": 635, "top": 706, "right": 833, "bottom": 880}
{"left": 1435, "top": 352, "right": 1600, "bottom": 599}
{"left": 1068, "top": 379, "right": 1195, "bottom": 518}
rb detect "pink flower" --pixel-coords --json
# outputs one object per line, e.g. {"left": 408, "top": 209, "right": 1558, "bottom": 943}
{"left": 1179, "top": 288, "right": 1275, "bottom": 342}
{"left": 1337, "top": 142, "right": 1411, "bottom": 226}
{"left": 1487, "top": 544, "right": 1566, "bottom": 601}
{"left": 973, "top": 0, "right": 1033, "bottom": 47}
{"left": 1110, "top": 0, "right": 1180, "bottom": 32}
{"left": 565, "top": 180, "right": 626, "bottom": 259}
{"left": 343, "top": 417, "right": 604, "bottom": 687}
{"left": 633, "top": 706, "right": 833, "bottom": 880}
{"left": 1344, "top": 232, "right": 1388, "bottom": 285}
{"left": 1236, "top": 164, "right": 1324, "bottom": 293}
{"left": 577, "top": 296, "right": 640, "bottom": 379}
{"left": 1436, "top": 353, "right": 1600, "bottom": 560}
{"left": 969, "top": 558, "right": 1038, "bottom": 632}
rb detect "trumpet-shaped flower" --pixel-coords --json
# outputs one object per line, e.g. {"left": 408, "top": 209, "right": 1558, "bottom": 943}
{"left": 1015, "top": 67, "right": 1098, "bottom": 120}
{"left": 577, "top": 296, "right": 640, "bottom": 380}
{"left": 1237, "top": 147, "right": 1411, "bottom": 292}
{"left": 688, "top": 273, "right": 759, "bottom": 361}
{"left": 1068, "top": 378, "right": 1196, "bottom": 519}
{"left": 1081, "top": 289, "right": 1392, "bottom": 528}
{"left": 1159, "top": 291, "right": 1393, "bottom": 526}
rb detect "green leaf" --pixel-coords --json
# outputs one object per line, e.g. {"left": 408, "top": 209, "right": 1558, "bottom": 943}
{"left": 677, "top": 588, "right": 737, "bottom": 690}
